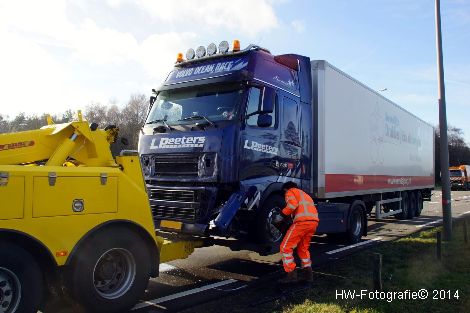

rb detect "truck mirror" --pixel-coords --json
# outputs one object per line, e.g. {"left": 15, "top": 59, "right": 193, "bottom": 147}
{"left": 260, "top": 88, "right": 275, "bottom": 113}
{"left": 257, "top": 114, "right": 272, "bottom": 127}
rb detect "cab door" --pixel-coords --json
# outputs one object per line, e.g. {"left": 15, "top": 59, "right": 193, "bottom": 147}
{"left": 278, "top": 93, "right": 302, "bottom": 179}
{"left": 239, "top": 86, "right": 280, "bottom": 181}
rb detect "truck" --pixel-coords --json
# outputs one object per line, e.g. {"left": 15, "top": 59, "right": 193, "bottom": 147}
{"left": 0, "top": 113, "right": 202, "bottom": 313}
{"left": 138, "top": 40, "right": 435, "bottom": 246}
{"left": 449, "top": 165, "right": 470, "bottom": 190}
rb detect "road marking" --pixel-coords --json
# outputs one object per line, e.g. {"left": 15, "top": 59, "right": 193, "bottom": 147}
{"left": 326, "top": 237, "right": 382, "bottom": 255}
{"left": 429, "top": 201, "right": 439, "bottom": 204}
{"left": 132, "top": 279, "right": 237, "bottom": 310}
{"left": 159, "top": 263, "right": 177, "bottom": 272}
{"left": 416, "top": 219, "right": 442, "bottom": 228}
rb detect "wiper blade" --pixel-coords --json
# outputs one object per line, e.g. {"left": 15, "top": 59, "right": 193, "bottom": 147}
{"left": 180, "top": 115, "right": 217, "bottom": 128}
{"left": 146, "top": 119, "right": 172, "bottom": 132}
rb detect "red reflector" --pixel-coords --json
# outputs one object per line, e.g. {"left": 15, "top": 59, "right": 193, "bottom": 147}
{"left": 274, "top": 55, "right": 299, "bottom": 71}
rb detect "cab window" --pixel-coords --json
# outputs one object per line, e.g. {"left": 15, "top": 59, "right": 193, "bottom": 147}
{"left": 245, "top": 87, "right": 276, "bottom": 127}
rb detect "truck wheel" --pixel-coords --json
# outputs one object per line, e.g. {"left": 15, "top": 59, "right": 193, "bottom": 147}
{"left": 408, "top": 192, "right": 417, "bottom": 219}
{"left": 255, "top": 194, "right": 285, "bottom": 245}
{"left": 0, "top": 242, "right": 44, "bottom": 313}
{"left": 415, "top": 191, "right": 423, "bottom": 217}
{"left": 345, "top": 201, "right": 366, "bottom": 244}
{"left": 395, "top": 191, "right": 409, "bottom": 220}
{"left": 68, "top": 228, "right": 151, "bottom": 313}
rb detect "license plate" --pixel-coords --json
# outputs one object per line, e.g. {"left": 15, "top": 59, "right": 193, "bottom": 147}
{"left": 160, "top": 220, "right": 183, "bottom": 230}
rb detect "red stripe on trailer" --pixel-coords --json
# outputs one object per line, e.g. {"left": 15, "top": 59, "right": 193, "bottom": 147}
{"left": 325, "top": 174, "right": 434, "bottom": 193}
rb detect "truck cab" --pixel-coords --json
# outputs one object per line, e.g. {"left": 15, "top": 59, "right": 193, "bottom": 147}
{"left": 139, "top": 41, "right": 311, "bottom": 244}
{"left": 449, "top": 165, "right": 470, "bottom": 190}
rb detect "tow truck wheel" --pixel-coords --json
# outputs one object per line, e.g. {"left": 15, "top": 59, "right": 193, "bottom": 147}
{"left": 68, "top": 228, "right": 151, "bottom": 313}
{"left": 255, "top": 194, "right": 285, "bottom": 245}
{"left": 0, "top": 242, "right": 44, "bottom": 313}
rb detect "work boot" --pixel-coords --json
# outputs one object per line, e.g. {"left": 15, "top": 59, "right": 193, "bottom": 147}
{"left": 278, "top": 269, "right": 298, "bottom": 285}
{"left": 299, "top": 267, "right": 313, "bottom": 283}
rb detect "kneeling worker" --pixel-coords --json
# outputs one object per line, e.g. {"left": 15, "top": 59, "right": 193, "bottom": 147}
{"left": 274, "top": 182, "right": 319, "bottom": 284}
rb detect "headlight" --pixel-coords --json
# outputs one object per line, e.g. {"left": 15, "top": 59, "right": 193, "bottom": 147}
{"left": 196, "top": 46, "right": 206, "bottom": 58}
{"left": 218, "top": 40, "right": 229, "bottom": 53}
{"left": 207, "top": 43, "right": 217, "bottom": 56}
{"left": 186, "top": 48, "right": 195, "bottom": 60}
{"left": 140, "top": 155, "right": 153, "bottom": 177}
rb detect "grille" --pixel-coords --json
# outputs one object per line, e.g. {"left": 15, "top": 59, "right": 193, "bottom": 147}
{"left": 154, "top": 154, "right": 199, "bottom": 177}
{"left": 148, "top": 187, "right": 200, "bottom": 222}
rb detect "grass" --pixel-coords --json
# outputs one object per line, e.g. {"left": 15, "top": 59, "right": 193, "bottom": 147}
{"left": 282, "top": 219, "right": 470, "bottom": 313}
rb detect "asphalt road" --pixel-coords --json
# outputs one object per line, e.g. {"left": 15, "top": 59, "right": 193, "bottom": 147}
{"left": 130, "top": 190, "right": 470, "bottom": 313}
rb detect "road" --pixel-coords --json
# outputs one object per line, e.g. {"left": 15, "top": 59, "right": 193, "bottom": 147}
{"left": 130, "top": 190, "right": 470, "bottom": 313}
{"left": 42, "top": 190, "right": 470, "bottom": 312}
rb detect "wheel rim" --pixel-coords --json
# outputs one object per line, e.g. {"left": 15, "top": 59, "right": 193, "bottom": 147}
{"left": 266, "top": 206, "right": 283, "bottom": 243}
{"left": 93, "top": 248, "right": 136, "bottom": 300}
{"left": 0, "top": 267, "right": 21, "bottom": 313}
{"left": 351, "top": 211, "right": 362, "bottom": 237}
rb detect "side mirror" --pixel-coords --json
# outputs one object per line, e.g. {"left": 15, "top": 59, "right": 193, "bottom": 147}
{"left": 257, "top": 114, "right": 272, "bottom": 127}
{"left": 260, "top": 88, "right": 275, "bottom": 113}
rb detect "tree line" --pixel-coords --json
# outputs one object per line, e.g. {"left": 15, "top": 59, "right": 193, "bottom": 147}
{"left": 1, "top": 94, "right": 469, "bottom": 183}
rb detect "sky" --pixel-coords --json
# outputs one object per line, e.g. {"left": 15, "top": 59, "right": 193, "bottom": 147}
{"left": 0, "top": 0, "right": 469, "bottom": 142}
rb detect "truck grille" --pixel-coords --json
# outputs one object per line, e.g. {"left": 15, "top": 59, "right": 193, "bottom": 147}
{"left": 148, "top": 187, "right": 201, "bottom": 222}
{"left": 154, "top": 154, "right": 199, "bottom": 177}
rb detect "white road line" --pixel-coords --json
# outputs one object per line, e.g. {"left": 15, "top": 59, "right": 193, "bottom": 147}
{"left": 132, "top": 279, "right": 237, "bottom": 310}
{"left": 159, "top": 263, "right": 177, "bottom": 272}
{"left": 326, "top": 237, "right": 382, "bottom": 255}
{"left": 416, "top": 219, "right": 442, "bottom": 228}
{"left": 429, "top": 201, "right": 439, "bottom": 204}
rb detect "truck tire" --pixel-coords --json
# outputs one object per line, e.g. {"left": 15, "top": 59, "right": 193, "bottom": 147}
{"left": 345, "top": 201, "right": 366, "bottom": 244}
{"left": 415, "top": 191, "right": 423, "bottom": 217}
{"left": 67, "top": 228, "right": 151, "bottom": 313}
{"left": 255, "top": 194, "right": 285, "bottom": 245}
{"left": 0, "top": 242, "right": 44, "bottom": 313}
{"left": 408, "top": 192, "right": 417, "bottom": 219}
{"left": 395, "top": 191, "right": 409, "bottom": 220}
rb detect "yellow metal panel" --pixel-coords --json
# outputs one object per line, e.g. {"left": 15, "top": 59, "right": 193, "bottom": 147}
{"left": 160, "top": 220, "right": 182, "bottom": 230}
{"left": 160, "top": 239, "right": 204, "bottom": 263}
{"left": 0, "top": 176, "right": 24, "bottom": 220}
{"left": 32, "top": 176, "right": 118, "bottom": 217}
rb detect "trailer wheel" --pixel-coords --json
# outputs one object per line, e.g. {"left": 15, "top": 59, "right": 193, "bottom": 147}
{"left": 68, "top": 228, "right": 151, "bottom": 313}
{"left": 395, "top": 191, "right": 409, "bottom": 220}
{"left": 408, "top": 192, "right": 417, "bottom": 219}
{"left": 345, "top": 201, "right": 366, "bottom": 244}
{"left": 0, "top": 242, "right": 44, "bottom": 313}
{"left": 255, "top": 194, "right": 285, "bottom": 245}
{"left": 415, "top": 192, "right": 423, "bottom": 217}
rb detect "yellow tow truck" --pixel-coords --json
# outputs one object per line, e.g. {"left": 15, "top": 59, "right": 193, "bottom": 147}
{"left": 0, "top": 113, "right": 202, "bottom": 313}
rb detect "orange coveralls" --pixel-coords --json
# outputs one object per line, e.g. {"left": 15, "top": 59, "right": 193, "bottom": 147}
{"left": 280, "top": 187, "right": 319, "bottom": 272}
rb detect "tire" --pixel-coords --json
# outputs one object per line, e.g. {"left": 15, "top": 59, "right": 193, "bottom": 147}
{"left": 255, "top": 194, "right": 285, "bottom": 245}
{"left": 395, "top": 191, "right": 409, "bottom": 220}
{"left": 0, "top": 242, "right": 44, "bottom": 313}
{"left": 408, "top": 192, "right": 417, "bottom": 219}
{"left": 415, "top": 191, "right": 423, "bottom": 217}
{"left": 67, "top": 227, "right": 151, "bottom": 313}
{"left": 345, "top": 201, "right": 366, "bottom": 244}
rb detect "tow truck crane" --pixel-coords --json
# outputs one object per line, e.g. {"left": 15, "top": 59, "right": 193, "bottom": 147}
{"left": 0, "top": 112, "right": 203, "bottom": 313}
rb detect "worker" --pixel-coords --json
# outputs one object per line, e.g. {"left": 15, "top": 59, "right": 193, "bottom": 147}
{"left": 273, "top": 181, "right": 319, "bottom": 284}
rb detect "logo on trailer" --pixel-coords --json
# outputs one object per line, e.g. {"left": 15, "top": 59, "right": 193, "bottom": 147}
{"left": 0, "top": 140, "right": 35, "bottom": 151}
{"left": 150, "top": 137, "right": 206, "bottom": 149}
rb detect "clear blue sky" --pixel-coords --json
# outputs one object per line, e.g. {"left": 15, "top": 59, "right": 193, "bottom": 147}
{"left": 1, "top": 0, "right": 469, "bottom": 142}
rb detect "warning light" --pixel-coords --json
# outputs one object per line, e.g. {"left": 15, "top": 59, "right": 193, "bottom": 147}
{"left": 176, "top": 52, "right": 184, "bottom": 63}
{"left": 233, "top": 39, "right": 240, "bottom": 52}
{"left": 56, "top": 251, "right": 68, "bottom": 257}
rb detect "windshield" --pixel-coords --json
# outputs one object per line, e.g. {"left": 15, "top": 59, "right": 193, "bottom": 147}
{"left": 146, "top": 84, "right": 245, "bottom": 125}
{"left": 450, "top": 170, "right": 463, "bottom": 177}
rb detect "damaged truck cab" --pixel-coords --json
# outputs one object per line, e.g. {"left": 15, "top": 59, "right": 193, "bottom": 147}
{"left": 138, "top": 41, "right": 434, "bottom": 245}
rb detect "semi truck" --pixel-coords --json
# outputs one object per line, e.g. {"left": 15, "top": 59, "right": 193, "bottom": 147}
{"left": 139, "top": 40, "right": 434, "bottom": 245}
{"left": 0, "top": 113, "right": 202, "bottom": 313}
{"left": 449, "top": 165, "right": 470, "bottom": 190}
